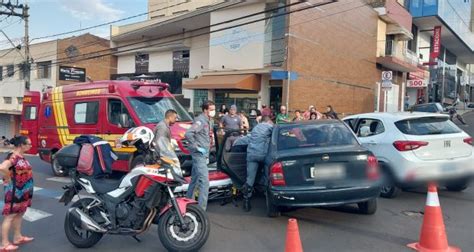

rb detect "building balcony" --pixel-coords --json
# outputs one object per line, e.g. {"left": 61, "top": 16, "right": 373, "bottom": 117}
{"left": 369, "top": 0, "right": 413, "bottom": 40}
{"left": 377, "top": 40, "right": 419, "bottom": 72}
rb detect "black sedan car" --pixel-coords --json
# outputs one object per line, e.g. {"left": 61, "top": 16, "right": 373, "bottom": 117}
{"left": 217, "top": 120, "right": 382, "bottom": 217}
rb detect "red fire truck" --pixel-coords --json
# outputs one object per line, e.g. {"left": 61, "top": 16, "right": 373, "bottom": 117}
{"left": 20, "top": 80, "right": 210, "bottom": 176}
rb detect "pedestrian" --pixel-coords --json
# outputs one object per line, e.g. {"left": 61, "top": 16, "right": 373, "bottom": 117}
{"left": 185, "top": 100, "right": 215, "bottom": 210}
{"left": 0, "top": 136, "right": 35, "bottom": 251}
{"left": 240, "top": 111, "right": 250, "bottom": 131}
{"left": 218, "top": 104, "right": 229, "bottom": 118}
{"left": 303, "top": 105, "right": 314, "bottom": 120}
{"left": 261, "top": 104, "right": 272, "bottom": 118}
{"left": 242, "top": 116, "right": 273, "bottom": 212}
{"left": 310, "top": 112, "right": 318, "bottom": 120}
{"left": 325, "top": 105, "right": 339, "bottom": 119}
{"left": 276, "top": 105, "right": 291, "bottom": 124}
{"left": 292, "top": 110, "right": 304, "bottom": 121}
{"left": 152, "top": 110, "right": 180, "bottom": 173}
{"left": 219, "top": 105, "right": 242, "bottom": 131}
{"left": 404, "top": 95, "right": 410, "bottom": 110}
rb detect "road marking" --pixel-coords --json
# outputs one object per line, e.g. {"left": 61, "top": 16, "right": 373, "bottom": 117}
{"left": 34, "top": 186, "right": 43, "bottom": 192}
{"left": 0, "top": 202, "right": 52, "bottom": 222}
{"left": 47, "top": 177, "right": 72, "bottom": 183}
{"left": 23, "top": 208, "right": 53, "bottom": 222}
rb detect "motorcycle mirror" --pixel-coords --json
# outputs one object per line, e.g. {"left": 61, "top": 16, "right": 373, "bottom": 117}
{"left": 119, "top": 114, "right": 131, "bottom": 128}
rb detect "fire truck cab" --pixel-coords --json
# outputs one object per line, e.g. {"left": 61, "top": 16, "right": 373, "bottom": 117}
{"left": 21, "top": 80, "right": 205, "bottom": 176}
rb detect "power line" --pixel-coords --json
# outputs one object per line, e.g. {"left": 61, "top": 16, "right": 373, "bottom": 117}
{"left": 23, "top": 1, "right": 243, "bottom": 62}
{"left": 48, "top": 1, "right": 308, "bottom": 66}
{"left": 11, "top": 0, "right": 374, "bottom": 81}
{"left": 5, "top": 0, "right": 311, "bottom": 78}
{"left": 30, "top": 0, "right": 198, "bottom": 42}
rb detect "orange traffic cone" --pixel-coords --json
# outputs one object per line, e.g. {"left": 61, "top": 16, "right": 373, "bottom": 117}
{"left": 285, "top": 218, "right": 303, "bottom": 252}
{"left": 407, "top": 183, "right": 460, "bottom": 252}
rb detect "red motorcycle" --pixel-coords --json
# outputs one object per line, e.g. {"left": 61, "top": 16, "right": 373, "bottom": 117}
{"left": 57, "top": 127, "right": 210, "bottom": 251}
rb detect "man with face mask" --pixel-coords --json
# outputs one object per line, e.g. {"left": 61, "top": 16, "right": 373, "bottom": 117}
{"left": 185, "top": 100, "right": 216, "bottom": 210}
{"left": 153, "top": 110, "right": 179, "bottom": 163}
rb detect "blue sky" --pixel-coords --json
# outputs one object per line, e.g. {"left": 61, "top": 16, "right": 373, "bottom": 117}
{"left": 0, "top": 0, "right": 147, "bottom": 49}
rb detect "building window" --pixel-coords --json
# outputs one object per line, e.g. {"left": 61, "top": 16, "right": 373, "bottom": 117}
{"left": 18, "top": 63, "right": 28, "bottom": 80}
{"left": 74, "top": 101, "right": 99, "bottom": 124}
{"left": 0, "top": 66, "right": 3, "bottom": 81}
{"left": 3, "top": 97, "right": 12, "bottom": 104}
{"left": 173, "top": 50, "right": 190, "bottom": 78}
{"left": 408, "top": 24, "right": 418, "bottom": 52}
{"left": 37, "top": 61, "right": 51, "bottom": 79}
{"left": 135, "top": 53, "right": 149, "bottom": 74}
{"left": 17, "top": 97, "right": 23, "bottom": 104}
{"left": 6, "top": 65, "right": 14, "bottom": 77}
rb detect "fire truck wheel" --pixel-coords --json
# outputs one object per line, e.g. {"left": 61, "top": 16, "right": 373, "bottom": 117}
{"left": 52, "top": 156, "right": 68, "bottom": 177}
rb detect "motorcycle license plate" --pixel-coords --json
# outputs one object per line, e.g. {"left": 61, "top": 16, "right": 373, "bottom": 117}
{"left": 310, "top": 165, "right": 346, "bottom": 180}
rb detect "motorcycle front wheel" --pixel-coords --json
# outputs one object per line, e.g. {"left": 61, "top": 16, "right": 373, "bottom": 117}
{"left": 158, "top": 204, "right": 210, "bottom": 252}
{"left": 64, "top": 198, "right": 104, "bottom": 248}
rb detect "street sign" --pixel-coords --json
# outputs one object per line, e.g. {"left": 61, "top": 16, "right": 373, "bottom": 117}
{"left": 407, "top": 79, "right": 427, "bottom": 88}
{"left": 271, "top": 70, "right": 298, "bottom": 81}
{"left": 382, "top": 71, "right": 393, "bottom": 81}
{"left": 381, "top": 80, "right": 392, "bottom": 90}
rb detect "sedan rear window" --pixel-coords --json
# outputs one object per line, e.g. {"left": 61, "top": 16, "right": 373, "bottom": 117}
{"left": 278, "top": 123, "right": 358, "bottom": 150}
{"left": 395, "top": 117, "right": 461, "bottom": 135}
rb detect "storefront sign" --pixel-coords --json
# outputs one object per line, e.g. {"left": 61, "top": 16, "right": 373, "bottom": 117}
{"left": 210, "top": 27, "right": 264, "bottom": 52}
{"left": 271, "top": 70, "right": 298, "bottom": 80}
{"left": 59, "top": 66, "right": 86, "bottom": 82}
{"left": 407, "top": 79, "right": 427, "bottom": 88}
{"left": 431, "top": 26, "right": 441, "bottom": 59}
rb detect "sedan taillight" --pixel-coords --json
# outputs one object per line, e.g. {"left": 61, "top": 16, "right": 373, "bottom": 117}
{"left": 393, "top": 141, "right": 429, "bottom": 151}
{"left": 367, "top": 155, "right": 379, "bottom": 181}
{"left": 270, "top": 162, "right": 286, "bottom": 186}
{"left": 464, "top": 137, "right": 473, "bottom": 146}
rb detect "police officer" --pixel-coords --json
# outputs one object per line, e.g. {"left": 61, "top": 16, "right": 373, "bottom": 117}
{"left": 185, "top": 100, "right": 216, "bottom": 210}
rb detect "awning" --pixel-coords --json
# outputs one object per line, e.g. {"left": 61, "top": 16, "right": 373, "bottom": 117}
{"left": 183, "top": 74, "right": 261, "bottom": 91}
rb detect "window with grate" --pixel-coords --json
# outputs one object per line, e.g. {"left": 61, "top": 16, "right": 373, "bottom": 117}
{"left": 173, "top": 50, "right": 190, "bottom": 78}
{"left": 37, "top": 61, "right": 52, "bottom": 79}
{"left": 135, "top": 53, "right": 149, "bottom": 74}
{"left": 7, "top": 65, "right": 14, "bottom": 77}
{"left": 3, "top": 97, "right": 12, "bottom": 104}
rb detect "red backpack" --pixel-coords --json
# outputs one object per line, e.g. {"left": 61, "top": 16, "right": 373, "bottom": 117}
{"left": 77, "top": 144, "right": 94, "bottom": 176}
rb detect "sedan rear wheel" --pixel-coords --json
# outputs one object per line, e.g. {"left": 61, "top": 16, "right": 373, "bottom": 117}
{"left": 358, "top": 198, "right": 377, "bottom": 215}
{"left": 265, "top": 189, "right": 280, "bottom": 218}
{"left": 446, "top": 179, "right": 470, "bottom": 192}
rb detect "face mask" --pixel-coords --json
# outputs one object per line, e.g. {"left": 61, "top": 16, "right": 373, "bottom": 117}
{"left": 209, "top": 110, "right": 216, "bottom": 117}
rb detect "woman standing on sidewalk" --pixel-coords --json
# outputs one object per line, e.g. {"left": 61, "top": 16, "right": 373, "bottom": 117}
{"left": 0, "top": 136, "right": 35, "bottom": 251}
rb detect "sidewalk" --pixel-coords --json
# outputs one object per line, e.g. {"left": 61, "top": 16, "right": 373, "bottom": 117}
{"left": 0, "top": 146, "right": 13, "bottom": 153}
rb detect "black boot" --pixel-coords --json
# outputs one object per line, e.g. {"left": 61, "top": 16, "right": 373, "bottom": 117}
{"left": 242, "top": 183, "right": 253, "bottom": 212}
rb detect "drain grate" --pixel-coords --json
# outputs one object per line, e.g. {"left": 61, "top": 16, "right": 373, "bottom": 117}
{"left": 402, "top": 210, "right": 424, "bottom": 217}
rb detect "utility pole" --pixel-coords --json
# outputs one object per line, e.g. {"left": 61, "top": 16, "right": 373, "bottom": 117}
{"left": 0, "top": 1, "right": 30, "bottom": 90}
{"left": 23, "top": 4, "right": 29, "bottom": 90}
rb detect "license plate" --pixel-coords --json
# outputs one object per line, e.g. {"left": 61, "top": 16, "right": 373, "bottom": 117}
{"left": 310, "top": 165, "right": 346, "bottom": 180}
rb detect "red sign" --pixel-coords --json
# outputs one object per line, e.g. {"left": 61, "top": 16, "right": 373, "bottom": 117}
{"left": 430, "top": 26, "right": 441, "bottom": 59}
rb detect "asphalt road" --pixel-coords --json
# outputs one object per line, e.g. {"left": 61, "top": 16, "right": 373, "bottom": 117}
{"left": 1, "top": 112, "right": 473, "bottom": 252}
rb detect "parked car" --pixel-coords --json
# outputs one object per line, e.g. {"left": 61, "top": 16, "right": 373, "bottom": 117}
{"left": 410, "top": 103, "right": 445, "bottom": 113}
{"left": 343, "top": 112, "right": 474, "bottom": 198}
{"left": 219, "top": 120, "right": 382, "bottom": 217}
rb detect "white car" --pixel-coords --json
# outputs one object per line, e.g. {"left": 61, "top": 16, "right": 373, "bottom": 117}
{"left": 343, "top": 112, "right": 473, "bottom": 198}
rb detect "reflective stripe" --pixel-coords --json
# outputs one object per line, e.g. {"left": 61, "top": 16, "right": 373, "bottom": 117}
{"left": 92, "top": 141, "right": 109, "bottom": 147}
{"left": 426, "top": 192, "right": 440, "bottom": 207}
